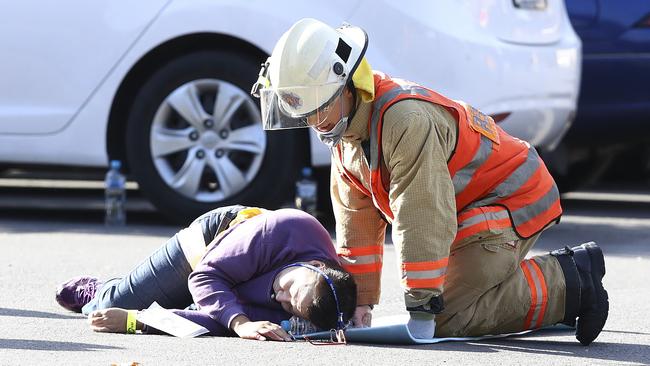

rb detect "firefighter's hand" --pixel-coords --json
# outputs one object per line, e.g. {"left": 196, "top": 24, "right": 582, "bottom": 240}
{"left": 351, "top": 305, "right": 373, "bottom": 327}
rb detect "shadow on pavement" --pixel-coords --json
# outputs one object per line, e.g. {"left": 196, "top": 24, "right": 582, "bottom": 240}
{"left": 0, "top": 209, "right": 179, "bottom": 236}
{"left": 0, "top": 307, "right": 82, "bottom": 320}
{"left": 561, "top": 195, "right": 650, "bottom": 219}
{"left": 355, "top": 336, "right": 649, "bottom": 365}
{"left": 0, "top": 338, "right": 121, "bottom": 351}
{"left": 603, "top": 329, "right": 650, "bottom": 336}
{"left": 536, "top": 223, "right": 650, "bottom": 257}
{"left": 465, "top": 339, "right": 650, "bottom": 365}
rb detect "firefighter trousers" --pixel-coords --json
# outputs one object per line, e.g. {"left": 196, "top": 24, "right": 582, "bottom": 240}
{"left": 435, "top": 228, "right": 566, "bottom": 337}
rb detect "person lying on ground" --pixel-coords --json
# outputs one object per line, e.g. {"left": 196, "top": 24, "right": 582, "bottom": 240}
{"left": 55, "top": 206, "right": 357, "bottom": 341}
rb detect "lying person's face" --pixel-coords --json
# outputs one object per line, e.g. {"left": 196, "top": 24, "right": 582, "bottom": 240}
{"left": 273, "top": 261, "right": 322, "bottom": 318}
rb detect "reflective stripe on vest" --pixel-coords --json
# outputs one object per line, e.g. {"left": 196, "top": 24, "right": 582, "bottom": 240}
{"left": 353, "top": 72, "right": 562, "bottom": 239}
{"left": 337, "top": 245, "right": 383, "bottom": 274}
{"left": 452, "top": 135, "right": 494, "bottom": 195}
{"left": 520, "top": 259, "right": 548, "bottom": 329}
{"left": 463, "top": 147, "right": 561, "bottom": 234}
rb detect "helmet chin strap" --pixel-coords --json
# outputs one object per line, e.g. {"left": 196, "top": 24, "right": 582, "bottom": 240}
{"left": 281, "top": 262, "right": 346, "bottom": 330}
{"left": 346, "top": 82, "right": 359, "bottom": 121}
{"left": 314, "top": 89, "right": 355, "bottom": 148}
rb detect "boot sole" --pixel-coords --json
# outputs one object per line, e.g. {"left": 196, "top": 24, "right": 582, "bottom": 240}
{"left": 576, "top": 242, "right": 609, "bottom": 346}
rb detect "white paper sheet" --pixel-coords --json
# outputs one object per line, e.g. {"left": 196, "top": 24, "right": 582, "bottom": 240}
{"left": 137, "top": 302, "right": 209, "bottom": 338}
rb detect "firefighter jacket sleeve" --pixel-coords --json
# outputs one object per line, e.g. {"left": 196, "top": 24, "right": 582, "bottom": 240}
{"left": 330, "top": 164, "right": 387, "bottom": 306}
{"left": 381, "top": 100, "right": 458, "bottom": 309}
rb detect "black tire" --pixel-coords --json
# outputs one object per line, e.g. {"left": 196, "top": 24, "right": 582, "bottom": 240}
{"left": 554, "top": 159, "right": 611, "bottom": 193}
{"left": 125, "top": 50, "right": 307, "bottom": 224}
{"left": 544, "top": 143, "right": 618, "bottom": 193}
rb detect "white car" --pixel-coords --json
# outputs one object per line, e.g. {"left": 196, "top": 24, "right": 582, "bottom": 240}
{"left": 0, "top": 0, "right": 580, "bottom": 223}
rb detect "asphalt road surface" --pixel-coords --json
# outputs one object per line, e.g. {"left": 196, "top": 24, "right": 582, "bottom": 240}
{"left": 0, "top": 183, "right": 649, "bottom": 365}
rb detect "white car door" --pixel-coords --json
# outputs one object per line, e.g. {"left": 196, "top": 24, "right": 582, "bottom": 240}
{"left": 0, "top": 1, "right": 167, "bottom": 134}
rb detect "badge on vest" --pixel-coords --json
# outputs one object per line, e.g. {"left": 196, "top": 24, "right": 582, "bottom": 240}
{"left": 466, "top": 105, "right": 500, "bottom": 146}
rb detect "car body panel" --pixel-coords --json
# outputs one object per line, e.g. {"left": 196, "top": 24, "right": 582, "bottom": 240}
{"left": 0, "top": 0, "right": 579, "bottom": 169}
{"left": 0, "top": 0, "right": 167, "bottom": 135}
{"left": 0, "top": 0, "right": 356, "bottom": 166}
{"left": 348, "top": 0, "right": 580, "bottom": 150}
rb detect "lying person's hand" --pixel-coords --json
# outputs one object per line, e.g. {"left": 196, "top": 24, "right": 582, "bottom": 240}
{"left": 230, "top": 315, "right": 292, "bottom": 341}
{"left": 88, "top": 307, "right": 138, "bottom": 333}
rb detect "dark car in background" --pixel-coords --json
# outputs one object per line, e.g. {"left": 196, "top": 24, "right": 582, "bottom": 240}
{"left": 551, "top": 0, "right": 650, "bottom": 190}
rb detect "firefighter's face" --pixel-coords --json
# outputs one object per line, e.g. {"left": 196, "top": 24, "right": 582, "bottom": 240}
{"left": 307, "top": 88, "right": 353, "bottom": 132}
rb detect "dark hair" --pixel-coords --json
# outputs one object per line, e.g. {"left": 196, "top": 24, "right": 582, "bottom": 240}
{"left": 305, "top": 260, "right": 357, "bottom": 330}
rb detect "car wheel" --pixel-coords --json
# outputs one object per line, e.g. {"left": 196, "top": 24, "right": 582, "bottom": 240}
{"left": 125, "top": 50, "right": 306, "bottom": 224}
{"left": 543, "top": 143, "right": 618, "bottom": 192}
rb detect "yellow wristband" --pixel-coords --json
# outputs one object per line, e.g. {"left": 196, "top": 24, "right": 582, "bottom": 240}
{"left": 126, "top": 310, "right": 137, "bottom": 334}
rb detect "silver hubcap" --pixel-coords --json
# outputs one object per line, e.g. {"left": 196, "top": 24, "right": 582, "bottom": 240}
{"left": 150, "top": 79, "right": 266, "bottom": 202}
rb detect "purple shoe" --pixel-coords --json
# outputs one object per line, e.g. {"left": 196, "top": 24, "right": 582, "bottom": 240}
{"left": 55, "top": 276, "right": 103, "bottom": 313}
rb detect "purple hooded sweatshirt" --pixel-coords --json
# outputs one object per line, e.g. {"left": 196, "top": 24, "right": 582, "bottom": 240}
{"left": 171, "top": 209, "right": 338, "bottom": 336}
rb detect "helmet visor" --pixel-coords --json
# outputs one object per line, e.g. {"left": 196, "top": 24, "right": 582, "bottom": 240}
{"left": 260, "top": 82, "right": 345, "bottom": 130}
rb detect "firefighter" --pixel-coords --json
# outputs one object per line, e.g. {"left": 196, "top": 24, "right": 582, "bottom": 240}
{"left": 251, "top": 18, "right": 608, "bottom": 345}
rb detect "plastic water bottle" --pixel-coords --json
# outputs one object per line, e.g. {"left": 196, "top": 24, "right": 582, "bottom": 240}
{"left": 281, "top": 316, "right": 321, "bottom": 336}
{"left": 295, "top": 167, "right": 317, "bottom": 217}
{"left": 104, "top": 160, "right": 126, "bottom": 226}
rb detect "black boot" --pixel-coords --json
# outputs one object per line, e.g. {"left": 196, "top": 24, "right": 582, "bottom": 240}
{"left": 550, "top": 242, "right": 609, "bottom": 346}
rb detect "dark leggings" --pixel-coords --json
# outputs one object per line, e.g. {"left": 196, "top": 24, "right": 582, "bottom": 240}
{"left": 81, "top": 205, "right": 245, "bottom": 315}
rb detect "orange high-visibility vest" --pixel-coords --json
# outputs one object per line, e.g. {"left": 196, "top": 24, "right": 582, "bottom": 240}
{"left": 335, "top": 72, "right": 562, "bottom": 242}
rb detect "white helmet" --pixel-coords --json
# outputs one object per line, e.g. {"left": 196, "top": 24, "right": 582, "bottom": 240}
{"left": 251, "top": 18, "right": 368, "bottom": 130}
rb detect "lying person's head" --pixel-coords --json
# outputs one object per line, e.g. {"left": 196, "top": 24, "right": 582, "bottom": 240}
{"left": 273, "top": 260, "right": 357, "bottom": 330}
